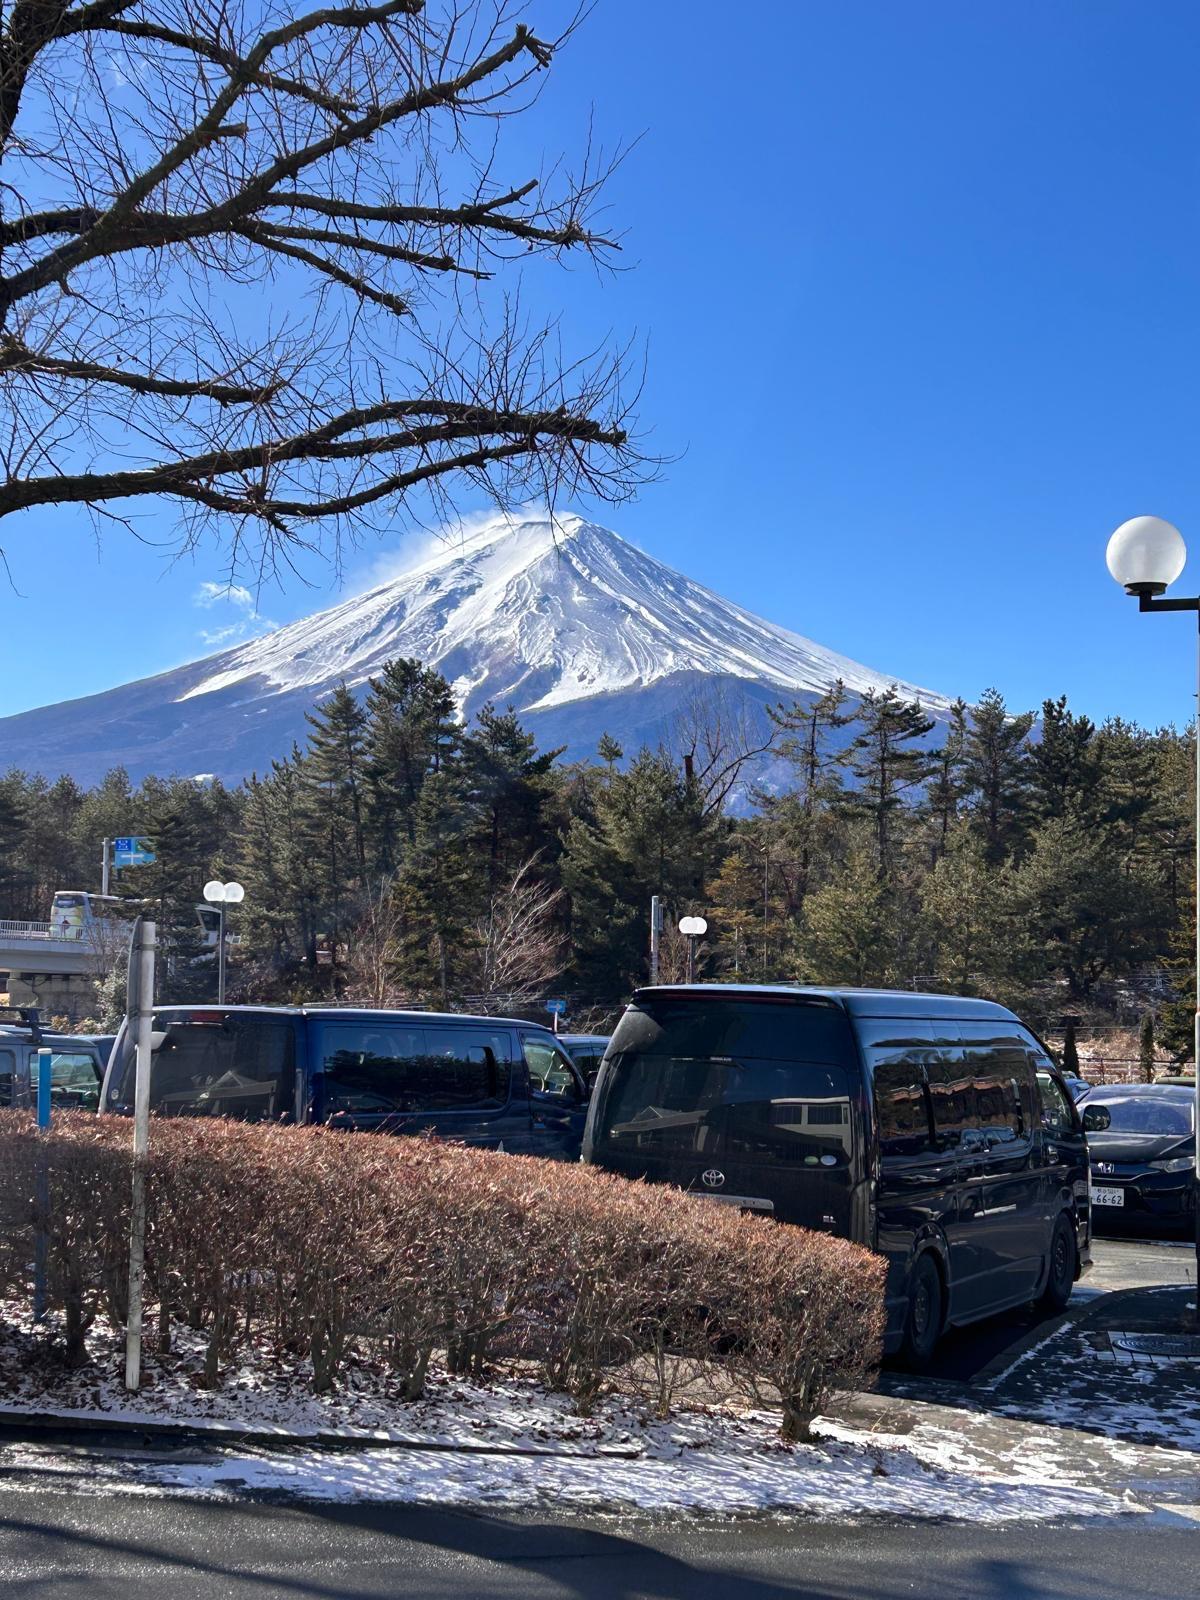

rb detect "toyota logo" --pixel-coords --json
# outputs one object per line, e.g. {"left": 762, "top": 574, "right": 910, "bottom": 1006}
{"left": 701, "top": 1168, "right": 726, "bottom": 1190}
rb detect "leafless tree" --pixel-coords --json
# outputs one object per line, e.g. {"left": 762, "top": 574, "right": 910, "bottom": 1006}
{"left": 343, "top": 876, "right": 404, "bottom": 1004}
{"left": 0, "top": 1, "right": 647, "bottom": 577}
{"left": 465, "top": 854, "right": 563, "bottom": 1004}
{"left": 669, "top": 681, "right": 777, "bottom": 816}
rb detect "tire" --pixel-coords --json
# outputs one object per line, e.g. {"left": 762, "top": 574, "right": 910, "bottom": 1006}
{"left": 899, "top": 1253, "right": 943, "bottom": 1368}
{"left": 1039, "top": 1214, "right": 1076, "bottom": 1312}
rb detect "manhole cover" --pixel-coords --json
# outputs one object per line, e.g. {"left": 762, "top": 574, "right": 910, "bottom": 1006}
{"left": 1110, "top": 1333, "right": 1200, "bottom": 1361}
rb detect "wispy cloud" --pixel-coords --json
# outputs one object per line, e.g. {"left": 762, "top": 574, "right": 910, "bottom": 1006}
{"left": 193, "top": 580, "right": 277, "bottom": 648}
{"left": 352, "top": 501, "right": 566, "bottom": 595}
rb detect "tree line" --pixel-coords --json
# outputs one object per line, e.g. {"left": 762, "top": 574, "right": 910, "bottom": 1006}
{"left": 0, "top": 667, "right": 1193, "bottom": 1052}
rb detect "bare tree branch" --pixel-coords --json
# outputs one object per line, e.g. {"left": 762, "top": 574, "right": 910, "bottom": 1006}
{"left": 0, "top": 1, "right": 650, "bottom": 572}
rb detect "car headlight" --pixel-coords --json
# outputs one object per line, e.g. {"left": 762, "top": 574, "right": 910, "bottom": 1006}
{"left": 1151, "top": 1156, "right": 1195, "bottom": 1173}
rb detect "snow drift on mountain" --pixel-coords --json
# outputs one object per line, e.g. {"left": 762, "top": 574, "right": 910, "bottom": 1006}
{"left": 178, "top": 512, "right": 951, "bottom": 715}
{"left": 0, "top": 512, "right": 951, "bottom": 790}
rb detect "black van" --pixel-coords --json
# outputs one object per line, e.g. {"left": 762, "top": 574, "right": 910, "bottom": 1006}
{"left": 582, "top": 985, "right": 1091, "bottom": 1361}
{"left": 101, "top": 1005, "right": 589, "bottom": 1159}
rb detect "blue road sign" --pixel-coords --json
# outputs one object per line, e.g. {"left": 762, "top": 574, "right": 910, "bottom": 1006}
{"left": 114, "top": 836, "right": 156, "bottom": 868}
{"left": 544, "top": 998, "right": 567, "bottom": 1016}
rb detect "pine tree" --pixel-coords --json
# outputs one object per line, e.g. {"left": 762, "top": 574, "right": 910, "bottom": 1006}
{"left": 960, "top": 688, "right": 1034, "bottom": 865}
{"left": 841, "top": 688, "right": 935, "bottom": 873}
{"left": 303, "top": 684, "right": 370, "bottom": 942}
{"left": 460, "top": 704, "right": 561, "bottom": 896}
{"left": 561, "top": 749, "right": 718, "bottom": 999}
{"left": 597, "top": 733, "right": 623, "bottom": 773}
{"left": 768, "top": 679, "right": 852, "bottom": 907}
{"left": 919, "top": 829, "right": 1004, "bottom": 994}
{"left": 1060, "top": 1017, "right": 1080, "bottom": 1077}
{"left": 364, "top": 658, "right": 460, "bottom": 870}
{"left": 1139, "top": 1012, "right": 1156, "bottom": 1084}
{"left": 1030, "top": 696, "right": 1098, "bottom": 822}
{"left": 923, "top": 698, "right": 969, "bottom": 863}
{"left": 793, "top": 839, "right": 894, "bottom": 986}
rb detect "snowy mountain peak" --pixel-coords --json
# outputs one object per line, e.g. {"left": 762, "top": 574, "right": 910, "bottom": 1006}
{"left": 178, "top": 511, "right": 952, "bottom": 718}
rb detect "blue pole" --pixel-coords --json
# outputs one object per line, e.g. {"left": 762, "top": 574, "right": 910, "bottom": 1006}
{"left": 36, "top": 1045, "right": 52, "bottom": 1129}
{"left": 33, "top": 1046, "right": 51, "bottom": 1322}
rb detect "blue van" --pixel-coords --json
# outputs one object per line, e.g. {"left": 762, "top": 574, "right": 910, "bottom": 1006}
{"left": 101, "top": 1005, "right": 588, "bottom": 1159}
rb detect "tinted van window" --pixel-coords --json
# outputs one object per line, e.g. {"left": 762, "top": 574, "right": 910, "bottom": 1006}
{"left": 112, "top": 1016, "right": 295, "bottom": 1121}
{"left": 322, "top": 1024, "right": 512, "bottom": 1113}
{"left": 595, "top": 999, "right": 857, "bottom": 1164}
{"left": 858, "top": 1020, "right": 936, "bottom": 1157}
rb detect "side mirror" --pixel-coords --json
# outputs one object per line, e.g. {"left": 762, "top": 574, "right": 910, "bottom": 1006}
{"left": 1082, "top": 1105, "right": 1111, "bottom": 1133}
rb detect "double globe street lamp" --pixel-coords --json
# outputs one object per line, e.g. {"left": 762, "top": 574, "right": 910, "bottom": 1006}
{"left": 203, "top": 879, "right": 244, "bottom": 1005}
{"left": 1105, "top": 516, "right": 1200, "bottom": 1296}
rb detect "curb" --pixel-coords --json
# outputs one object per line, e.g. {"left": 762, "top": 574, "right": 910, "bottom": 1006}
{"left": 0, "top": 1410, "right": 641, "bottom": 1459}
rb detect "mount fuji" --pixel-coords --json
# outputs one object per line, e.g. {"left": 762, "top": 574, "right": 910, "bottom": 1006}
{"left": 0, "top": 513, "right": 953, "bottom": 792}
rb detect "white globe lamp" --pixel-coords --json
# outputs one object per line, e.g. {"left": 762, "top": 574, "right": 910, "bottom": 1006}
{"left": 1106, "top": 516, "right": 1186, "bottom": 597}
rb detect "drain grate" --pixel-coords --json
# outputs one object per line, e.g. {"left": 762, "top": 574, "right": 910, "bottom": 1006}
{"left": 1109, "top": 1332, "right": 1200, "bottom": 1361}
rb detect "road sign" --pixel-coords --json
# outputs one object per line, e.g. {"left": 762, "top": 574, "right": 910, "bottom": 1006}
{"left": 114, "top": 836, "right": 156, "bottom": 868}
{"left": 544, "top": 998, "right": 567, "bottom": 1016}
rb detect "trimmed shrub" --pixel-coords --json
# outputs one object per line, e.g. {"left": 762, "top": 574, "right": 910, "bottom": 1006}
{"left": 0, "top": 1111, "right": 885, "bottom": 1434}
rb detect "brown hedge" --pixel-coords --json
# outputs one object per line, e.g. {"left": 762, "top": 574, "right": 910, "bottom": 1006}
{"left": 0, "top": 1111, "right": 884, "bottom": 1439}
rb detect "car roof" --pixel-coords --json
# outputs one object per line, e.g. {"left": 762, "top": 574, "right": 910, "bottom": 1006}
{"left": 1084, "top": 1082, "right": 1195, "bottom": 1097}
{"left": 145, "top": 1004, "right": 552, "bottom": 1031}
{"left": 561, "top": 1033, "right": 609, "bottom": 1045}
{"left": 631, "top": 984, "right": 1018, "bottom": 1021}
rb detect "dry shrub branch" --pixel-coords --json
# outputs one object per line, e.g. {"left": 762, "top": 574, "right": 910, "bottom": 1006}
{"left": 0, "top": 1111, "right": 884, "bottom": 1438}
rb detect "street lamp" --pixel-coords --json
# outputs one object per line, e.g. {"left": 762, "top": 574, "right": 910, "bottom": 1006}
{"left": 678, "top": 915, "right": 708, "bottom": 984}
{"left": 1105, "top": 515, "right": 1200, "bottom": 1307}
{"left": 203, "top": 880, "right": 244, "bottom": 1005}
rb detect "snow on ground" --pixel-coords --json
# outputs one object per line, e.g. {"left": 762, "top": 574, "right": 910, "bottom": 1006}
{"left": 0, "top": 1303, "right": 1160, "bottom": 1521}
{"left": 981, "top": 1293, "right": 1200, "bottom": 1454}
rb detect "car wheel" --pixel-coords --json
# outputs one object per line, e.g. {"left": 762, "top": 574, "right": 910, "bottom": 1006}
{"left": 900, "top": 1253, "right": 943, "bottom": 1368}
{"left": 1039, "top": 1214, "right": 1076, "bottom": 1312}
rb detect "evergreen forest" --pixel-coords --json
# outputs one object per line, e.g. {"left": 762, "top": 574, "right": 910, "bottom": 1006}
{"left": 0, "top": 667, "right": 1193, "bottom": 1053}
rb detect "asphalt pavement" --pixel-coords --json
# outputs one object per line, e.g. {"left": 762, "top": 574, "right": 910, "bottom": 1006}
{"left": 0, "top": 1496, "right": 1197, "bottom": 1600}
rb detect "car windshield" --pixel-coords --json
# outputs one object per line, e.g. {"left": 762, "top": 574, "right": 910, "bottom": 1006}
{"left": 595, "top": 998, "right": 857, "bottom": 1164}
{"left": 1090, "top": 1094, "right": 1194, "bottom": 1135}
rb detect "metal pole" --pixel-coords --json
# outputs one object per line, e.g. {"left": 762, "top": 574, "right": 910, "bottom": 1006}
{"left": 1194, "top": 618, "right": 1199, "bottom": 1318}
{"left": 125, "top": 920, "right": 156, "bottom": 1392}
{"left": 762, "top": 852, "right": 769, "bottom": 978}
{"left": 101, "top": 840, "right": 110, "bottom": 898}
{"left": 687, "top": 935, "right": 696, "bottom": 985}
{"left": 649, "top": 894, "right": 662, "bottom": 985}
{"left": 217, "top": 902, "right": 226, "bottom": 1006}
{"left": 32, "top": 1046, "right": 52, "bottom": 1322}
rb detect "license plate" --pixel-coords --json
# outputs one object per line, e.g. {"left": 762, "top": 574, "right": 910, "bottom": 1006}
{"left": 1093, "top": 1185, "right": 1124, "bottom": 1207}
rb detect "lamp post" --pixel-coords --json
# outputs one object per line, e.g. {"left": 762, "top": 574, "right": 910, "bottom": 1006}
{"left": 203, "top": 880, "right": 244, "bottom": 1005}
{"left": 678, "top": 915, "right": 708, "bottom": 984}
{"left": 1105, "top": 515, "right": 1200, "bottom": 1307}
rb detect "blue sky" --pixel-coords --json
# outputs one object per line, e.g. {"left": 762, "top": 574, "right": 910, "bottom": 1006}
{"left": 4, "top": 1, "right": 1200, "bottom": 728}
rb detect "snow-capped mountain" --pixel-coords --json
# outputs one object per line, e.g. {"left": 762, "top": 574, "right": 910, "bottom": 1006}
{"left": 0, "top": 513, "right": 952, "bottom": 790}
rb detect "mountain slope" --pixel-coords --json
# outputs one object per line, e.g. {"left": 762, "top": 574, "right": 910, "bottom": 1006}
{"left": 0, "top": 513, "right": 952, "bottom": 788}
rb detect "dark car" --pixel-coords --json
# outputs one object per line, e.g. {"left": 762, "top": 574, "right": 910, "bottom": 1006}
{"left": 1062, "top": 1075, "right": 1091, "bottom": 1102}
{"left": 584, "top": 984, "right": 1091, "bottom": 1365}
{"left": 101, "top": 1005, "right": 589, "bottom": 1159}
{"left": 560, "top": 1033, "right": 610, "bottom": 1092}
{"left": 1080, "top": 1084, "right": 1196, "bottom": 1233}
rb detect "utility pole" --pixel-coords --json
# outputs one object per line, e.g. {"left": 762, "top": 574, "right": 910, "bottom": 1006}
{"left": 101, "top": 839, "right": 110, "bottom": 897}
{"left": 649, "top": 894, "right": 663, "bottom": 984}
{"left": 124, "top": 917, "right": 156, "bottom": 1392}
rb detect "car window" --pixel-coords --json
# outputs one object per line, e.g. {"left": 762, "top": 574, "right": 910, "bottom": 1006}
{"left": 322, "top": 1024, "right": 512, "bottom": 1114}
{"left": 0, "top": 1047, "right": 15, "bottom": 1106}
{"left": 33, "top": 1051, "right": 102, "bottom": 1111}
{"left": 1036, "top": 1070, "right": 1073, "bottom": 1134}
{"left": 524, "top": 1036, "right": 582, "bottom": 1103}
